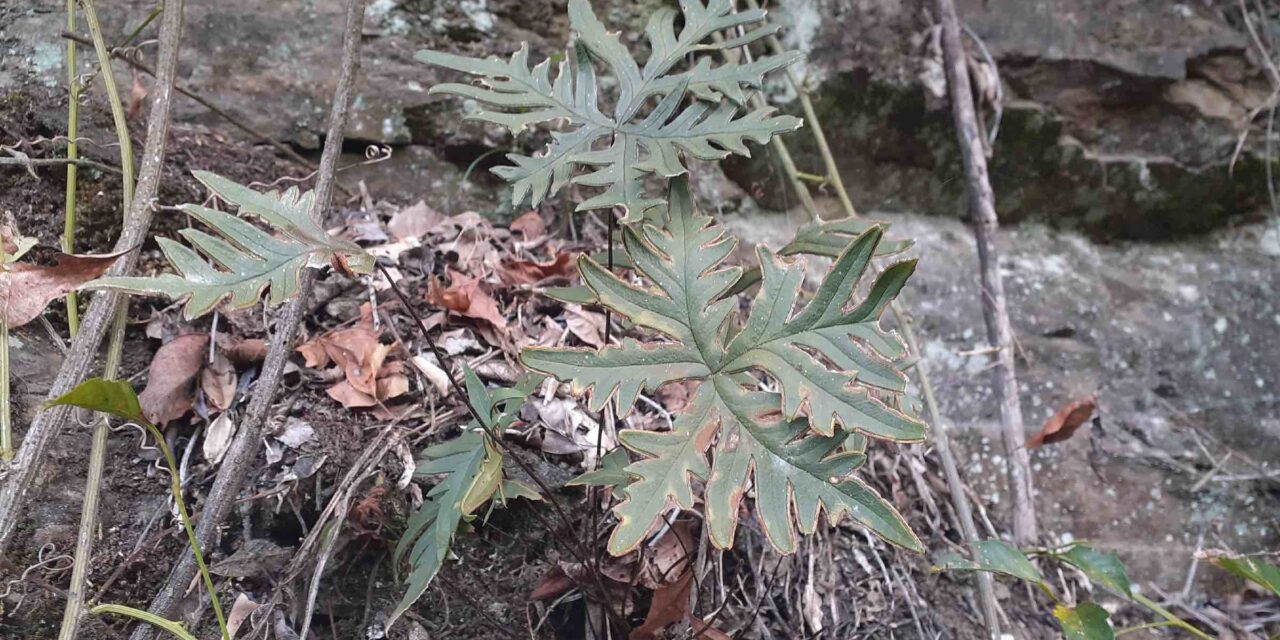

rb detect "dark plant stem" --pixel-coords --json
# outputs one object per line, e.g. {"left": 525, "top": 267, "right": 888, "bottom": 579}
{"left": 934, "top": 0, "right": 1038, "bottom": 545}
{"left": 127, "top": 2, "right": 366, "bottom": 636}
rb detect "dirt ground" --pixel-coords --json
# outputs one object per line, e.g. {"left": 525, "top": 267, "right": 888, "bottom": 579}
{"left": 0, "top": 77, "right": 1276, "bottom": 640}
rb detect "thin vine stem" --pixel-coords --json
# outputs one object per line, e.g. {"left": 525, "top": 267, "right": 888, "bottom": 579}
{"left": 141, "top": 420, "right": 229, "bottom": 637}
{"left": 0, "top": 244, "right": 9, "bottom": 463}
{"left": 1131, "top": 592, "right": 1215, "bottom": 640}
{"left": 60, "top": 2, "right": 180, "bottom": 637}
{"left": 64, "top": 0, "right": 81, "bottom": 335}
{"left": 90, "top": 604, "right": 199, "bottom": 640}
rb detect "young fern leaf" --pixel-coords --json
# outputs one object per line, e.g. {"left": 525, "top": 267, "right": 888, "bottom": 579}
{"left": 85, "top": 171, "right": 372, "bottom": 319}
{"left": 522, "top": 177, "right": 926, "bottom": 556}
{"left": 387, "top": 368, "right": 539, "bottom": 632}
{"left": 416, "top": 0, "right": 802, "bottom": 222}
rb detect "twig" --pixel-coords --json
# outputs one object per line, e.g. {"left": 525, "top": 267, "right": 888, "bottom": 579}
{"left": 743, "top": 0, "right": 855, "bottom": 217}
{"left": 736, "top": 1, "right": 1003, "bottom": 630}
{"left": 126, "top": 2, "right": 366, "bottom": 636}
{"left": 0, "top": 245, "right": 9, "bottom": 463}
{"left": 0, "top": 156, "right": 121, "bottom": 174}
{"left": 0, "top": 0, "right": 179, "bottom": 557}
{"left": 934, "top": 0, "right": 1038, "bottom": 544}
{"left": 713, "top": 29, "right": 820, "bottom": 222}
{"left": 894, "top": 302, "right": 1003, "bottom": 638}
{"left": 58, "top": 2, "right": 184, "bottom": 637}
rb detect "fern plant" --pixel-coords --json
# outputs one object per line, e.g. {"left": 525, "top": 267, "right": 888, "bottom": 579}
{"left": 416, "top": 0, "right": 802, "bottom": 221}
{"left": 524, "top": 178, "right": 925, "bottom": 555}
{"left": 388, "top": 367, "right": 540, "bottom": 629}
{"left": 84, "top": 171, "right": 373, "bottom": 319}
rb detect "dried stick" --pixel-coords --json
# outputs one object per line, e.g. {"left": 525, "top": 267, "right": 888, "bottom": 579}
{"left": 731, "top": 3, "right": 1003, "bottom": 631}
{"left": 0, "top": 0, "right": 183, "bottom": 556}
{"left": 934, "top": 0, "right": 1037, "bottom": 544}
{"left": 58, "top": 3, "right": 185, "bottom": 638}
{"left": 127, "top": 2, "right": 366, "bottom": 635}
{"left": 742, "top": 0, "right": 855, "bottom": 218}
{"left": 892, "top": 303, "right": 1002, "bottom": 637}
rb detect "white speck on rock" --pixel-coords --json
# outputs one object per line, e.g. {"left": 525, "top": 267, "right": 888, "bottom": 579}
{"left": 460, "top": 0, "right": 496, "bottom": 33}
{"left": 1214, "top": 317, "right": 1228, "bottom": 333}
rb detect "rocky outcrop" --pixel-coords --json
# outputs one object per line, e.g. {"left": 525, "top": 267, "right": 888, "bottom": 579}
{"left": 727, "top": 0, "right": 1277, "bottom": 238}
{"left": 4, "top": 0, "right": 1275, "bottom": 238}
{"left": 725, "top": 203, "right": 1280, "bottom": 586}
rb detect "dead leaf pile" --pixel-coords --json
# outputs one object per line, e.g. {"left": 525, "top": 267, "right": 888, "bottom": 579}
{"left": 296, "top": 309, "right": 410, "bottom": 411}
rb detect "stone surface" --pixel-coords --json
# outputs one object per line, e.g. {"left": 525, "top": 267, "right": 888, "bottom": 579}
{"left": 5, "top": 0, "right": 1276, "bottom": 238}
{"left": 724, "top": 199, "right": 1279, "bottom": 589}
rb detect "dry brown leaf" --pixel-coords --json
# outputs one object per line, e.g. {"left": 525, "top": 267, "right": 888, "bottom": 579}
{"left": 427, "top": 271, "right": 508, "bottom": 332}
{"left": 226, "top": 593, "right": 261, "bottom": 640}
{"left": 301, "top": 322, "right": 410, "bottom": 409}
{"left": 631, "top": 572, "right": 694, "bottom": 640}
{"left": 226, "top": 338, "right": 268, "bottom": 365}
{"left": 127, "top": 70, "right": 148, "bottom": 120}
{"left": 139, "top": 333, "right": 210, "bottom": 425}
{"left": 202, "top": 352, "right": 237, "bottom": 411}
{"left": 324, "top": 328, "right": 389, "bottom": 396}
{"left": 377, "top": 373, "right": 410, "bottom": 402}
{"left": 326, "top": 380, "right": 377, "bottom": 408}
{"left": 639, "top": 522, "right": 696, "bottom": 590}
{"left": 1026, "top": 396, "right": 1097, "bottom": 448}
{"left": 387, "top": 201, "right": 446, "bottom": 241}
{"left": 690, "top": 620, "right": 730, "bottom": 640}
{"left": 498, "top": 251, "right": 575, "bottom": 286}
{"left": 564, "top": 304, "right": 606, "bottom": 348}
{"left": 203, "top": 412, "right": 236, "bottom": 464}
{"left": 296, "top": 337, "right": 330, "bottom": 368}
{"left": 410, "top": 355, "right": 450, "bottom": 395}
{"left": 509, "top": 210, "right": 546, "bottom": 239}
{"left": 0, "top": 251, "right": 124, "bottom": 329}
{"left": 529, "top": 566, "right": 576, "bottom": 602}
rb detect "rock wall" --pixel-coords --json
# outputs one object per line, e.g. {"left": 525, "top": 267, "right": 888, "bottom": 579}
{"left": 5, "top": 0, "right": 1276, "bottom": 239}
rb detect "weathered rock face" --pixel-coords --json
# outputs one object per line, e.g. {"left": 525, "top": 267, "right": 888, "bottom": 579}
{"left": 725, "top": 0, "right": 1278, "bottom": 239}
{"left": 724, "top": 203, "right": 1279, "bottom": 587}
{"left": 4, "top": 0, "right": 1274, "bottom": 238}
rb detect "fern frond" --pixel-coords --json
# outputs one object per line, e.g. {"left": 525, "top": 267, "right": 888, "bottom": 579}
{"left": 416, "top": 0, "right": 802, "bottom": 222}
{"left": 85, "top": 172, "right": 372, "bottom": 319}
{"left": 522, "top": 178, "right": 925, "bottom": 556}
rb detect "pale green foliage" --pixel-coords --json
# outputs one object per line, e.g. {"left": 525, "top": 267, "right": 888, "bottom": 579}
{"left": 86, "top": 171, "right": 372, "bottom": 319}
{"left": 523, "top": 178, "right": 924, "bottom": 555}
{"left": 416, "top": 0, "right": 802, "bottom": 222}
{"left": 388, "top": 368, "right": 540, "bottom": 631}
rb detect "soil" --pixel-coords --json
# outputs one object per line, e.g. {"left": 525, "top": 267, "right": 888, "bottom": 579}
{"left": 1, "top": 75, "right": 1276, "bottom": 640}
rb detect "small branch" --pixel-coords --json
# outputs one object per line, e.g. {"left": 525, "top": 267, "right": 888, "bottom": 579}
{"left": 934, "top": 0, "right": 1038, "bottom": 545}
{"left": 743, "top": 0, "right": 855, "bottom": 217}
{"left": 892, "top": 302, "right": 1003, "bottom": 637}
{"left": 0, "top": 0, "right": 182, "bottom": 557}
{"left": 126, "top": 2, "right": 367, "bottom": 635}
{"left": 57, "top": 2, "right": 185, "bottom": 637}
{"left": 0, "top": 156, "right": 121, "bottom": 175}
